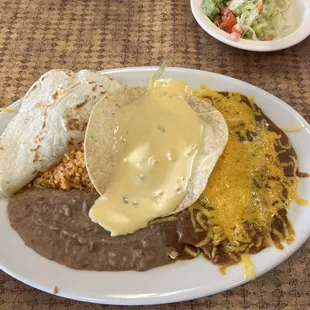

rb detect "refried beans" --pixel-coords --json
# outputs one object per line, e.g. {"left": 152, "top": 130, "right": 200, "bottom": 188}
{"left": 8, "top": 188, "right": 183, "bottom": 271}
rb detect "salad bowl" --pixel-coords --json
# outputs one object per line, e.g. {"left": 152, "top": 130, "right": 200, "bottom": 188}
{"left": 191, "top": 0, "right": 310, "bottom": 51}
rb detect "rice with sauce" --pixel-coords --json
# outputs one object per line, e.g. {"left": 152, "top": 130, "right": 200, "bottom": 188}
{"left": 34, "top": 145, "right": 94, "bottom": 191}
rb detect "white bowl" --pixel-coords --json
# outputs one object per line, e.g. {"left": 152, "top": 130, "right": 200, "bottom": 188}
{"left": 191, "top": 0, "right": 310, "bottom": 52}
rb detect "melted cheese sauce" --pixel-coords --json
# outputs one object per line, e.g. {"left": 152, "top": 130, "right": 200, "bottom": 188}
{"left": 89, "top": 80, "right": 203, "bottom": 236}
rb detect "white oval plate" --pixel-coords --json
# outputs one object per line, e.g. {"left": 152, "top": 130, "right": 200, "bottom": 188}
{"left": 191, "top": 0, "right": 310, "bottom": 52}
{"left": 1, "top": 67, "right": 310, "bottom": 305}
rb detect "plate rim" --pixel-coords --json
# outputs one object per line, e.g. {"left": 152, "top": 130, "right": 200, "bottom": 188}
{"left": 1, "top": 66, "right": 310, "bottom": 305}
{"left": 190, "top": 0, "right": 310, "bottom": 52}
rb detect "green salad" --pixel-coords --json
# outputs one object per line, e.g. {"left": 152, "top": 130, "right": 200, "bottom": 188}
{"left": 202, "top": 0, "right": 292, "bottom": 41}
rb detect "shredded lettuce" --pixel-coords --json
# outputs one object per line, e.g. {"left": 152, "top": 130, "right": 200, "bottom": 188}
{"left": 202, "top": 0, "right": 227, "bottom": 20}
{"left": 228, "top": 0, "right": 247, "bottom": 11}
{"left": 148, "top": 64, "right": 166, "bottom": 89}
{"left": 228, "top": 0, "right": 291, "bottom": 40}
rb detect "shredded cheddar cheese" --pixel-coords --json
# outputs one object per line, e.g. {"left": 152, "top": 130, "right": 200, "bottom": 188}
{"left": 189, "top": 89, "right": 304, "bottom": 261}
{"left": 0, "top": 108, "right": 16, "bottom": 112}
{"left": 292, "top": 193, "right": 308, "bottom": 206}
{"left": 241, "top": 254, "right": 256, "bottom": 279}
{"left": 280, "top": 125, "right": 305, "bottom": 132}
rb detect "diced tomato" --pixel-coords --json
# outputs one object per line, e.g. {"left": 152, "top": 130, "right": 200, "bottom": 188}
{"left": 257, "top": 0, "right": 263, "bottom": 14}
{"left": 221, "top": 6, "right": 230, "bottom": 17}
{"left": 219, "top": 22, "right": 230, "bottom": 33}
{"left": 229, "top": 31, "right": 241, "bottom": 41}
{"left": 232, "top": 24, "right": 243, "bottom": 35}
{"left": 219, "top": 19, "right": 236, "bottom": 33}
{"left": 226, "top": 12, "right": 237, "bottom": 28}
{"left": 214, "top": 16, "right": 222, "bottom": 26}
{"left": 217, "top": 5, "right": 237, "bottom": 34}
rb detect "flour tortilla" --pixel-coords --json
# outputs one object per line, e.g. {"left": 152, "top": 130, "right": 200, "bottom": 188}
{"left": 0, "top": 69, "right": 121, "bottom": 196}
{"left": 85, "top": 86, "right": 228, "bottom": 216}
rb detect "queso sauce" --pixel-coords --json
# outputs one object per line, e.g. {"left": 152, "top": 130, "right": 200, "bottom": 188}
{"left": 89, "top": 80, "right": 202, "bottom": 236}
{"left": 8, "top": 90, "right": 304, "bottom": 271}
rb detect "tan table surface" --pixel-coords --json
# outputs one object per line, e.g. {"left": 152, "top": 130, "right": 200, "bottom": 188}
{"left": 0, "top": 0, "right": 309, "bottom": 309}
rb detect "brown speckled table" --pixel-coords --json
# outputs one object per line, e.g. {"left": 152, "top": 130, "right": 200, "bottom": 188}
{"left": 0, "top": 0, "right": 310, "bottom": 309}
